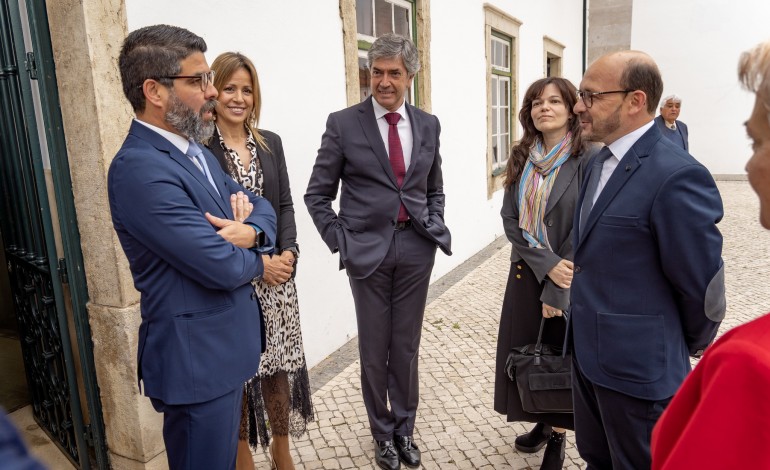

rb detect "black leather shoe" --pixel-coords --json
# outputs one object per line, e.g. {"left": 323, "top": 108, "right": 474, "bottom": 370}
{"left": 540, "top": 431, "right": 566, "bottom": 470}
{"left": 514, "top": 422, "right": 552, "bottom": 453}
{"left": 394, "top": 435, "right": 421, "bottom": 467}
{"left": 374, "top": 440, "right": 401, "bottom": 470}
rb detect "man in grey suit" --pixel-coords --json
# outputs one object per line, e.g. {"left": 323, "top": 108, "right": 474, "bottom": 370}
{"left": 305, "top": 33, "right": 451, "bottom": 470}
{"left": 654, "top": 94, "right": 689, "bottom": 150}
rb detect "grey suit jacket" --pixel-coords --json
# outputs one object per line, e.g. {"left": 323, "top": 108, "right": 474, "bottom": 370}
{"left": 501, "top": 144, "right": 598, "bottom": 310}
{"left": 305, "top": 96, "right": 451, "bottom": 279}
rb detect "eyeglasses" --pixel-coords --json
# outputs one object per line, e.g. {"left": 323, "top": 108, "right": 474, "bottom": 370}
{"left": 158, "top": 71, "right": 216, "bottom": 92}
{"left": 576, "top": 89, "right": 633, "bottom": 108}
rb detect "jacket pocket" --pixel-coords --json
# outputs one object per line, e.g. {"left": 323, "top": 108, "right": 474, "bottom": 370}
{"left": 173, "top": 304, "right": 230, "bottom": 320}
{"left": 599, "top": 214, "right": 639, "bottom": 227}
{"left": 597, "top": 312, "right": 665, "bottom": 383}
{"left": 338, "top": 214, "right": 368, "bottom": 232}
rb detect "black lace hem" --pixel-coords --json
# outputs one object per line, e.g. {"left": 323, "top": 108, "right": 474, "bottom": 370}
{"left": 243, "top": 365, "right": 315, "bottom": 449}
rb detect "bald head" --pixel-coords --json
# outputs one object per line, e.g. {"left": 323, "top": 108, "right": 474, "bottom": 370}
{"left": 575, "top": 51, "right": 663, "bottom": 144}
{"left": 593, "top": 51, "right": 663, "bottom": 115}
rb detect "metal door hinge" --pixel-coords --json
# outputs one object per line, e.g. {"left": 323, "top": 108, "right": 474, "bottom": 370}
{"left": 84, "top": 424, "right": 93, "bottom": 446}
{"left": 25, "top": 52, "right": 38, "bottom": 80}
{"left": 57, "top": 258, "right": 68, "bottom": 284}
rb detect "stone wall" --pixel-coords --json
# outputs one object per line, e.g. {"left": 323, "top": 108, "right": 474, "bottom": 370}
{"left": 43, "top": 0, "right": 165, "bottom": 467}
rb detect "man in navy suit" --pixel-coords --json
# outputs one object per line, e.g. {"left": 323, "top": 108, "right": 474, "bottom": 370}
{"left": 654, "top": 94, "right": 689, "bottom": 150}
{"left": 570, "top": 51, "right": 725, "bottom": 469}
{"left": 305, "top": 34, "right": 450, "bottom": 470}
{"left": 109, "top": 25, "right": 276, "bottom": 469}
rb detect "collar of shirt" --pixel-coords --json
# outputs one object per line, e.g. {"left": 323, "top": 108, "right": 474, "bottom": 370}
{"left": 134, "top": 118, "right": 191, "bottom": 154}
{"left": 372, "top": 98, "right": 409, "bottom": 124}
{"left": 607, "top": 120, "right": 655, "bottom": 163}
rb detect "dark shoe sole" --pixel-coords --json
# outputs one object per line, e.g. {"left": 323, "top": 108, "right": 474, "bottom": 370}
{"left": 514, "top": 440, "right": 548, "bottom": 453}
{"left": 399, "top": 457, "right": 420, "bottom": 469}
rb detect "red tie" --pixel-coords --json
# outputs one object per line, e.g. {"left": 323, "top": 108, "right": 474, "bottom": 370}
{"left": 384, "top": 112, "right": 409, "bottom": 222}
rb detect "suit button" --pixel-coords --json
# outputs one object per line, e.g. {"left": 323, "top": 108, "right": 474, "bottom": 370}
{"left": 547, "top": 219, "right": 553, "bottom": 227}
{"left": 574, "top": 266, "right": 581, "bottom": 273}
{"left": 399, "top": 191, "right": 404, "bottom": 197}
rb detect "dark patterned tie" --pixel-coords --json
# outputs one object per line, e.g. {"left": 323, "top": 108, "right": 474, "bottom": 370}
{"left": 384, "top": 112, "right": 409, "bottom": 222}
{"left": 579, "top": 146, "right": 613, "bottom": 233}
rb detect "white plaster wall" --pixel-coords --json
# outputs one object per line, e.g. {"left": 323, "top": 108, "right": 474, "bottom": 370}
{"left": 430, "top": 0, "right": 586, "bottom": 278}
{"left": 124, "top": 1, "right": 585, "bottom": 367}
{"left": 630, "top": 0, "right": 770, "bottom": 174}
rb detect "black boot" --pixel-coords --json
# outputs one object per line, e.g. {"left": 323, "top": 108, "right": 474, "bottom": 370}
{"left": 514, "top": 422, "right": 552, "bottom": 453}
{"left": 540, "top": 431, "right": 566, "bottom": 470}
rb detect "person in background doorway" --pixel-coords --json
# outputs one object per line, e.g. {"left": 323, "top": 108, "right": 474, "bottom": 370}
{"left": 654, "top": 94, "right": 689, "bottom": 150}
{"left": 494, "top": 76, "right": 597, "bottom": 470}
{"left": 651, "top": 39, "right": 770, "bottom": 470}
{"left": 207, "top": 51, "right": 313, "bottom": 470}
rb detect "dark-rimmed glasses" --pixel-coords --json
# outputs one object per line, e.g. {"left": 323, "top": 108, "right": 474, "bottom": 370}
{"left": 577, "top": 89, "right": 633, "bottom": 108}
{"left": 158, "top": 71, "right": 215, "bottom": 92}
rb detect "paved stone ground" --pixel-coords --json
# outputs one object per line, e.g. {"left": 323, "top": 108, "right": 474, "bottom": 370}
{"left": 261, "top": 180, "right": 770, "bottom": 469}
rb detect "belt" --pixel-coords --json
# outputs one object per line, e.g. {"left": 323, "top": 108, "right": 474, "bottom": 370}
{"left": 394, "top": 220, "right": 412, "bottom": 231}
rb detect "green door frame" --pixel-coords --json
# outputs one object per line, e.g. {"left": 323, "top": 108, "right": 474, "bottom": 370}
{"left": 2, "top": 0, "right": 108, "bottom": 467}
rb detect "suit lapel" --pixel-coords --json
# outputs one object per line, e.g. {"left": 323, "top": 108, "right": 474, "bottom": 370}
{"left": 578, "top": 126, "right": 659, "bottom": 244}
{"left": 544, "top": 157, "right": 578, "bottom": 215}
{"left": 404, "top": 103, "right": 421, "bottom": 184}
{"left": 358, "top": 97, "right": 398, "bottom": 186}
{"left": 129, "top": 122, "right": 230, "bottom": 216}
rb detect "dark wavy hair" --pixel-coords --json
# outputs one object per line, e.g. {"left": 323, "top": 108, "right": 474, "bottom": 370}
{"left": 503, "top": 77, "right": 584, "bottom": 189}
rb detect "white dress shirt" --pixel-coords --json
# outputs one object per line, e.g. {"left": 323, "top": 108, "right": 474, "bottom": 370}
{"left": 134, "top": 119, "right": 204, "bottom": 171}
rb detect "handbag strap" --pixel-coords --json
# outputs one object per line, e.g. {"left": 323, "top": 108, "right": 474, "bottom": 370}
{"left": 534, "top": 317, "right": 546, "bottom": 356}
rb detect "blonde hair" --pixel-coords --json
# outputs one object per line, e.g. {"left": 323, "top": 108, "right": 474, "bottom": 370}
{"left": 739, "top": 41, "right": 770, "bottom": 112}
{"left": 210, "top": 52, "right": 268, "bottom": 151}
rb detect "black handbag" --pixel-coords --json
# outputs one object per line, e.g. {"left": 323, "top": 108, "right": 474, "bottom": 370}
{"left": 505, "top": 317, "right": 573, "bottom": 414}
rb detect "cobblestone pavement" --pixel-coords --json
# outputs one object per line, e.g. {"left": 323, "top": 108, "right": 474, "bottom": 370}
{"left": 250, "top": 180, "right": 769, "bottom": 469}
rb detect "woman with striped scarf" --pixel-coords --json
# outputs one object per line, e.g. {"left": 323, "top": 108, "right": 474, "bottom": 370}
{"left": 493, "top": 77, "right": 598, "bottom": 470}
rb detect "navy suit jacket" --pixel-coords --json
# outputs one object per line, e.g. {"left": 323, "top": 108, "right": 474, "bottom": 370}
{"left": 654, "top": 115, "right": 689, "bottom": 151}
{"left": 305, "top": 96, "right": 451, "bottom": 279}
{"left": 569, "top": 123, "right": 725, "bottom": 401}
{"left": 108, "top": 120, "right": 277, "bottom": 405}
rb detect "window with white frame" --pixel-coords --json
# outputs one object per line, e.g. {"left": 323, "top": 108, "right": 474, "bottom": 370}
{"left": 490, "top": 33, "right": 512, "bottom": 175}
{"left": 484, "top": 5, "right": 520, "bottom": 198}
{"left": 356, "top": 0, "right": 415, "bottom": 103}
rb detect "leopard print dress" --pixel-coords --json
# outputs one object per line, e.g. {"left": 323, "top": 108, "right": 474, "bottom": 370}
{"left": 216, "top": 129, "right": 314, "bottom": 447}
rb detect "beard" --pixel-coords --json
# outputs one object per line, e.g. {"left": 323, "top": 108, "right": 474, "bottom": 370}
{"left": 165, "top": 92, "right": 217, "bottom": 141}
{"left": 582, "top": 104, "right": 622, "bottom": 142}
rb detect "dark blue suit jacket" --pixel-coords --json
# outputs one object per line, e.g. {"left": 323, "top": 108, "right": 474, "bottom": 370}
{"left": 108, "top": 120, "right": 276, "bottom": 405}
{"left": 569, "top": 123, "right": 725, "bottom": 401}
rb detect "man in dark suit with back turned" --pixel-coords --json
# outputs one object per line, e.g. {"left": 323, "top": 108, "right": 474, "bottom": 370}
{"left": 569, "top": 50, "right": 725, "bottom": 469}
{"left": 305, "top": 33, "right": 451, "bottom": 470}
{"left": 109, "top": 25, "right": 276, "bottom": 469}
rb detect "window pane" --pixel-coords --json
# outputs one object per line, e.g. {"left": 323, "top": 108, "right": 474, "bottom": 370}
{"left": 394, "top": 5, "right": 409, "bottom": 36}
{"left": 359, "top": 56, "right": 371, "bottom": 102}
{"left": 356, "top": 0, "right": 374, "bottom": 36}
{"left": 502, "top": 42, "right": 509, "bottom": 69}
{"left": 491, "top": 75, "right": 498, "bottom": 103}
{"left": 375, "top": 0, "right": 392, "bottom": 36}
{"left": 501, "top": 79, "right": 509, "bottom": 108}
{"left": 501, "top": 137, "right": 509, "bottom": 163}
{"left": 491, "top": 40, "right": 498, "bottom": 68}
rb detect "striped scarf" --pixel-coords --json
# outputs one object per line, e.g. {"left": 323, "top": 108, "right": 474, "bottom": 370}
{"left": 517, "top": 132, "right": 573, "bottom": 249}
